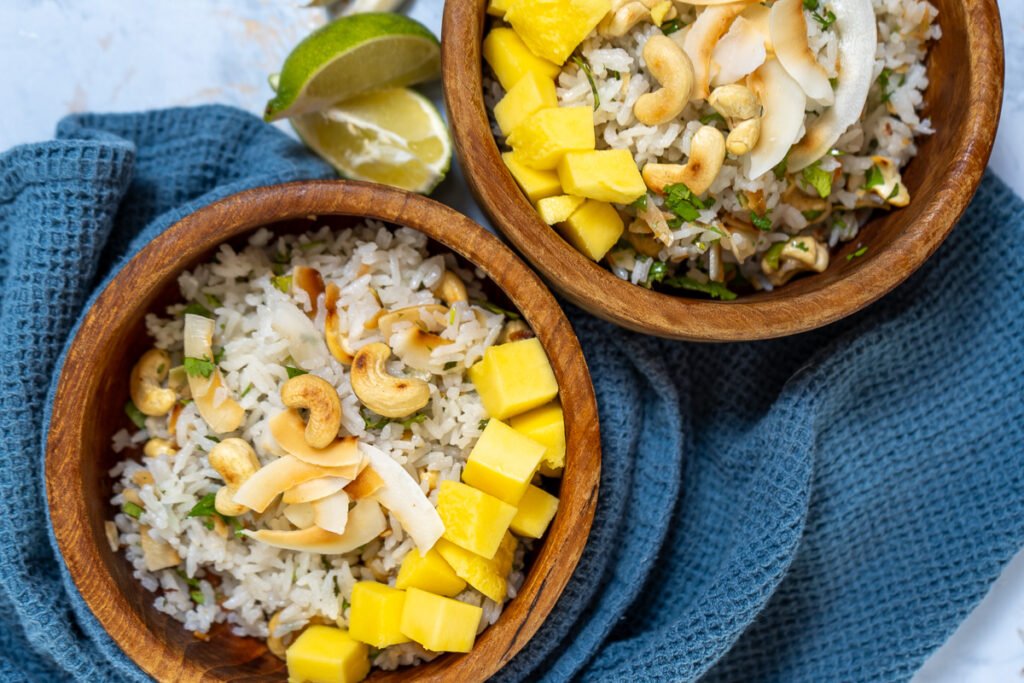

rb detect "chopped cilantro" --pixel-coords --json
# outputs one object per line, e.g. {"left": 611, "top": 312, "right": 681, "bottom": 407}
{"left": 176, "top": 569, "right": 200, "bottom": 588}
{"left": 864, "top": 164, "right": 885, "bottom": 190}
{"left": 190, "top": 590, "right": 205, "bottom": 605}
{"left": 829, "top": 77, "right": 839, "bottom": 90}
{"left": 212, "top": 347, "right": 226, "bottom": 365}
{"left": 472, "top": 299, "right": 521, "bottom": 320}
{"left": 205, "top": 293, "right": 222, "bottom": 309}
{"left": 271, "top": 274, "right": 292, "bottom": 293}
{"left": 803, "top": 0, "right": 819, "bottom": 9}
{"left": 764, "top": 242, "right": 787, "bottom": 271}
{"left": 630, "top": 194, "right": 649, "bottom": 212}
{"left": 571, "top": 54, "right": 600, "bottom": 110}
{"left": 833, "top": 216, "right": 848, "bottom": 230}
{"left": 399, "top": 413, "right": 428, "bottom": 428}
{"left": 660, "top": 275, "right": 737, "bottom": 301}
{"left": 362, "top": 409, "right": 391, "bottom": 431}
{"left": 122, "top": 501, "right": 144, "bottom": 519}
{"left": 663, "top": 183, "right": 708, "bottom": 224}
{"left": 812, "top": 8, "right": 837, "bottom": 29}
{"left": 751, "top": 210, "right": 773, "bottom": 231}
{"left": 773, "top": 157, "right": 789, "bottom": 181}
{"left": 846, "top": 246, "right": 869, "bottom": 261}
{"left": 183, "top": 356, "right": 216, "bottom": 379}
{"left": 877, "top": 67, "right": 895, "bottom": 103}
{"left": 240, "top": 383, "right": 254, "bottom": 398}
{"left": 608, "top": 69, "right": 620, "bottom": 79}
{"left": 285, "top": 366, "right": 307, "bottom": 379}
{"left": 206, "top": 435, "right": 221, "bottom": 443}
{"left": 299, "top": 240, "right": 325, "bottom": 251}
{"left": 792, "top": 240, "right": 809, "bottom": 252}
{"left": 661, "top": 19, "right": 683, "bottom": 35}
{"left": 478, "top": 419, "right": 490, "bottom": 431}
{"left": 645, "top": 260, "right": 670, "bottom": 287}
{"left": 124, "top": 401, "right": 147, "bottom": 429}
{"left": 887, "top": 183, "right": 902, "bottom": 200}
{"left": 801, "top": 162, "right": 833, "bottom": 199}
{"left": 188, "top": 493, "right": 218, "bottom": 519}
{"left": 443, "top": 361, "right": 458, "bottom": 370}
{"left": 699, "top": 112, "right": 726, "bottom": 126}
{"left": 802, "top": 209, "right": 824, "bottom": 221}
{"left": 183, "top": 302, "right": 213, "bottom": 318}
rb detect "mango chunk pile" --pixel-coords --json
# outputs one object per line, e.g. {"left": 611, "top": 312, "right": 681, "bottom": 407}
{"left": 484, "top": 0, "right": 645, "bottom": 262}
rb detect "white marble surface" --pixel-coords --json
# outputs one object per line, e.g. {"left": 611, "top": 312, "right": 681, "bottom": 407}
{"left": 2, "top": 0, "right": 1023, "bottom": 679}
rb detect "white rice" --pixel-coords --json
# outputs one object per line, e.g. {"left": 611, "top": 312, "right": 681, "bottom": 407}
{"left": 109, "top": 222, "right": 526, "bottom": 671}
{"left": 486, "top": 0, "right": 941, "bottom": 293}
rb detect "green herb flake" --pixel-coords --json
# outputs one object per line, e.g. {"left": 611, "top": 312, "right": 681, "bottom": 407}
{"left": 661, "top": 18, "right": 683, "bottom": 34}
{"left": 299, "top": 240, "right": 325, "bottom": 251}
{"left": 864, "top": 164, "right": 885, "bottom": 190}
{"left": 443, "top": 361, "right": 458, "bottom": 370}
{"left": 212, "top": 347, "right": 226, "bottom": 365}
{"left": 206, "top": 435, "right": 221, "bottom": 443}
{"left": 478, "top": 419, "right": 490, "bottom": 431}
{"left": 399, "top": 413, "right": 428, "bottom": 429}
{"left": 764, "top": 242, "right": 787, "bottom": 271}
{"left": 608, "top": 69, "right": 621, "bottom": 79}
{"left": 124, "top": 401, "right": 147, "bottom": 429}
{"left": 846, "top": 246, "right": 869, "bottom": 261}
{"left": 829, "top": 77, "right": 839, "bottom": 90}
{"left": 812, "top": 8, "right": 837, "bottom": 29}
{"left": 801, "top": 162, "right": 833, "bottom": 199}
{"left": 803, "top": 0, "right": 819, "bottom": 9}
{"left": 699, "top": 112, "right": 726, "bottom": 126}
{"left": 183, "top": 356, "right": 216, "bottom": 379}
{"left": 802, "top": 209, "right": 824, "bottom": 221}
{"left": 472, "top": 299, "right": 521, "bottom": 320}
{"left": 362, "top": 409, "right": 391, "bottom": 431}
{"left": 571, "top": 54, "right": 600, "bottom": 111}
{"left": 663, "top": 183, "right": 708, "bottom": 224}
{"left": 751, "top": 210, "right": 773, "bottom": 231}
{"left": 792, "top": 240, "right": 809, "bottom": 252}
{"left": 285, "top": 366, "right": 308, "bottom": 379}
{"left": 271, "top": 274, "right": 293, "bottom": 293}
{"left": 877, "top": 67, "right": 894, "bottom": 103}
{"left": 187, "top": 493, "right": 218, "bottom": 519}
{"left": 176, "top": 569, "right": 201, "bottom": 588}
{"left": 645, "top": 260, "right": 670, "bottom": 288}
{"left": 887, "top": 183, "right": 901, "bottom": 200}
{"left": 183, "top": 302, "right": 213, "bottom": 319}
{"left": 240, "top": 383, "right": 254, "bottom": 398}
{"left": 122, "top": 501, "right": 144, "bottom": 519}
{"left": 630, "top": 194, "right": 649, "bottom": 212}
{"left": 773, "top": 157, "right": 789, "bottom": 181}
{"left": 661, "top": 275, "right": 737, "bottom": 301}
{"left": 190, "top": 590, "right": 206, "bottom": 605}
{"left": 205, "top": 293, "right": 222, "bottom": 309}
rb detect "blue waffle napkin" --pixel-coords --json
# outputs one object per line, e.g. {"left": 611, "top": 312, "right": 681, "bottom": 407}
{"left": 1, "top": 105, "right": 1022, "bottom": 682}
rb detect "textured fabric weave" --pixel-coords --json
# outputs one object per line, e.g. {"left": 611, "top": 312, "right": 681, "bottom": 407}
{"left": 0, "top": 105, "right": 1021, "bottom": 682}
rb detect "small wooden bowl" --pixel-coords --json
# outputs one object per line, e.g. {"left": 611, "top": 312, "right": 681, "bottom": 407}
{"left": 45, "top": 181, "right": 600, "bottom": 682}
{"left": 442, "top": 0, "right": 1004, "bottom": 341}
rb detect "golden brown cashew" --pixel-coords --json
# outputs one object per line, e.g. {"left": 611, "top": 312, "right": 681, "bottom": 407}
{"left": 350, "top": 343, "right": 431, "bottom": 418}
{"left": 434, "top": 271, "right": 468, "bottom": 306}
{"left": 708, "top": 84, "right": 763, "bottom": 156}
{"left": 726, "top": 118, "right": 762, "bottom": 156}
{"left": 292, "top": 266, "right": 326, "bottom": 318}
{"left": 634, "top": 36, "right": 694, "bottom": 126}
{"left": 208, "top": 438, "right": 261, "bottom": 517}
{"left": 761, "top": 236, "right": 830, "bottom": 287}
{"left": 267, "top": 611, "right": 291, "bottom": 659}
{"left": 497, "top": 320, "right": 535, "bottom": 345}
{"left": 867, "top": 156, "right": 910, "bottom": 207}
{"left": 280, "top": 374, "right": 342, "bottom": 449}
{"left": 143, "top": 438, "right": 177, "bottom": 458}
{"left": 642, "top": 125, "right": 726, "bottom": 195}
{"left": 599, "top": 2, "right": 651, "bottom": 37}
{"left": 130, "top": 349, "right": 176, "bottom": 417}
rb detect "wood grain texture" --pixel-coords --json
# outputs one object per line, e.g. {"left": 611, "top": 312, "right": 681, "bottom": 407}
{"left": 442, "top": 0, "right": 1004, "bottom": 341}
{"left": 45, "top": 181, "right": 601, "bottom": 682}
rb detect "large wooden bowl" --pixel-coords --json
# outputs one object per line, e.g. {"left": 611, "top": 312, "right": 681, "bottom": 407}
{"left": 442, "top": 0, "right": 1004, "bottom": 341}
{"left": 45, "top": 181, "right": 600, "bottom": 682}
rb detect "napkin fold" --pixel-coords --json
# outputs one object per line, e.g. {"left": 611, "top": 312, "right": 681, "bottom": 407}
{"left": 1, "top": 105, "right": 1021, "bottom": 682}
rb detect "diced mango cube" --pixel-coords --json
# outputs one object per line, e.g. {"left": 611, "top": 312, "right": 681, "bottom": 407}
{"left": 505, "top": 0, "right": 613, "bottom": 65}
{"left": 399, "top": 588, "right": 483, "bottom": 653}
{"left": 486, "top": 0, "right": 512, "bottom": 17}
{"left": 285, "top": 625, "right": 369, "bottom": 683}
{"left": 494, "top": 72, "right": 559, "bottom": 136}
{"left": 557, "top": 149, "right": 647, "bottom": 204}
{"left": 502, "top": 152, "right": 562, "bottom": 204}
{"left": 509, "top": 401, "right": 566, "bottom": 473}
{"left": 536, "top": 195, "right": 586, "bottom": 225}
{"left": 510, "top": 485, "right": 560, "bottom": 538}
{"left": 463, "top": 419, "right": 545, "bottom": 504}
{"left": 483, "top": 28, "right": 560, "bottom": 91}
{"left": 557, "top": 199, "right": 624, "bottom": 261}
{"left": 436, "top": 533, "right": 517, "bottom": 603}
{"left": 395, "top": 548, "right": 467, "bottom": 597}
{"left": 469, "top": 338, "right": 559, "bottom": 420}
{"left": 347, "top": 582, "right": 409, "bottom": 648}
{"left": 506, "top": 107, "right": 595, "bottom": 170}
{"left": 437, "top": 481, "right": 517, "bottom": 559}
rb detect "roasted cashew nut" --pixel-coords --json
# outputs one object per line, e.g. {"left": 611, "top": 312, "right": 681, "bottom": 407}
{"left": 867, "top": 156, "right": 910, "bottom": 207}
{"left": 267, "top": 611, "right": 291, "bottom": 660}
{"left": 642, "top": 125, "right": 726, "bottom": 195}
{"left": 761, "top": 236, "right": 830, "bottom": 286}
{"left": 208, "top": 438, "right": 261, "bottom": 517}
{"left": 144, "top": 438, "right": 177, "bottom": 458}
{"left": 634, "top": 35, "right": 694, "bottom": 126}
{"left": 497, "top": 320, "right": 535, "bottom": 345}
{"left": 708, "top": 84, "right": 763, "bottom": 157}
{"left": 350, "top": 342, "right": 430, "bottom": 418}
{"left": 434, "top": 271, "right": 468, "bottom": 306}
{"left": 130, "top": 349, "right": 176, "bottom": 417}
{"left": 726, "top": 118, "right": 762, "bottom": 156}
{"left": 599, "top": 2, "right": 651, "bottom": 37}
{"left": 280, "top": 374, "right": 342, "bottom": 449}
{"left": 292, "top": 266, "right": 325, "bottom": 318}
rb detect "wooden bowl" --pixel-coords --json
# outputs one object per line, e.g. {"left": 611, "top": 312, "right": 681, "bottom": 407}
{"left": 442, "top": 0, "right": 1004, "bottom": 341}
{"left": 45, "top": 181, "right": 600, "bottom": 682}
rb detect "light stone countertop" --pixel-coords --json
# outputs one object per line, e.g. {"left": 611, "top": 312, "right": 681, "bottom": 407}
{"left": 2, "top": 1, "right": 1022, "bottom": 679}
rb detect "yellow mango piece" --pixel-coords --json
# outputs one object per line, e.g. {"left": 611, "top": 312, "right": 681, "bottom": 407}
{"left": 487, "top": 0, "right": 512, "bottom": 17}
{"left": 395, "top": 548, "right": 467, "bottom": 597}
{"left": 506, "top": 107, "right": 595, "bottom": 170}
{"left": 502, "top": 152, "right": 562, "bottom": 204}
{"left": 483, "top": 28, "right": 560, "bottom": 91}
{"left": 436, "top": 533, "right": 517, "bottom": 603}
{"left": 536, "top": 195, "right": 586, "bottom": 225}
{"left": 494, "top": 72, "right": 559, "bottom": 136}
{"left": 510, "top": 485, "right": 560, "bottom": 538}
{"left": 285, "top": 625, "right": 369, "bottom": 683}
{"left": 509, "top": 401, "right": 566, "bottom": 473}
{"left": 399, "top": 588, "right": 483, "bottom": 653}
{"left": 347, "top": 582, "right": 409, "bottom": 648}
{"left": 468, "top": 338, "right": 559, "bottom": 420}
{"left": 505, "top": 0, "right": 613, "bottom": 65}
{"left": 436, "top": 481, "right": 517, "bottom": 559}
{"left": 650, "top": 0, "right": 673, "bottom": 26}
{"left": 557, "top": 199, "right": 624, "bottom": 261}
{"left": 557, "top": 149, "right": 647, "bottom": 204}
{"left": 463, "top": 419, "right": 545, "bottom": 504}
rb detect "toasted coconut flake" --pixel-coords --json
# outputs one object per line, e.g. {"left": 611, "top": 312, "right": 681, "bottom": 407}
{"left": 378, "top": 304, "right": 448, "bottom": 339}
{"left": 283, "top": 502, "right": 316, "bottom": 529}
{"left": 245, "top": 499, "right": 386, "bottom": 554}
{"left": 269, "top": 409, "right": 361, "bottom": 468}
{"left": 271, "top": 300, "right": 330, "bottom": 369}
{"left": 390, "top": 326, "right": 454, "bottom": 371}
{"left": 233, "top": 455, "right": 355, "bottom": 513}
{"left": 682, "top": 2, "right": 749, "bottom": 100}
{"left": 361, "top": 443, "right": 444, "bottom": 554}
{"left": 139, "top": 525, "right": 181, "bottom": 572}
{"left": 324, "top": 283, "right": 354, "bottom": 366}
{"left": 741, "top": 4, "right": 773, "bottom": 53}
{"left": 747, "top": 58, "right": 807, "bottom": 179}
{"left": 282, "top": 476, "right": 349, "bottom": 504}
{"left": 345, "top": 466, "right": 385, "bottom": 500}
{"left": 770, "top": 0, "right": 834, "bottom": 104}
{"left": 104, "top": 521, "right": 119, "bottom": 552}
{"left": 291, "top": 266, "right": 325, "bottom": 318}
{"left": 787, "top": 0, "right": 877, "bottom": 171}
{"left": 711, "top": 16, "right": 767, "bottom": 86}
{"left": 312, "top": 490, "right": 350, "bottom": 535}
{"left": 183, "top": 314, "right": 244, "bottom": 434}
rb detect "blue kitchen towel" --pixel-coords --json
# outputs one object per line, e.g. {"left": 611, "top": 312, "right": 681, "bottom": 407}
{"left": 0, "top": 105, "right": 1021, "bottom": 682}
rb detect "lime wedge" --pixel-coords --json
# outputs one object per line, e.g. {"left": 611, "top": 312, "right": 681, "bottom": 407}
{"left": 264, "top": 13, "right": 440, "bottom": 121}
{"left": 292, "top": 88, "right": 452, "bottom": 194}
